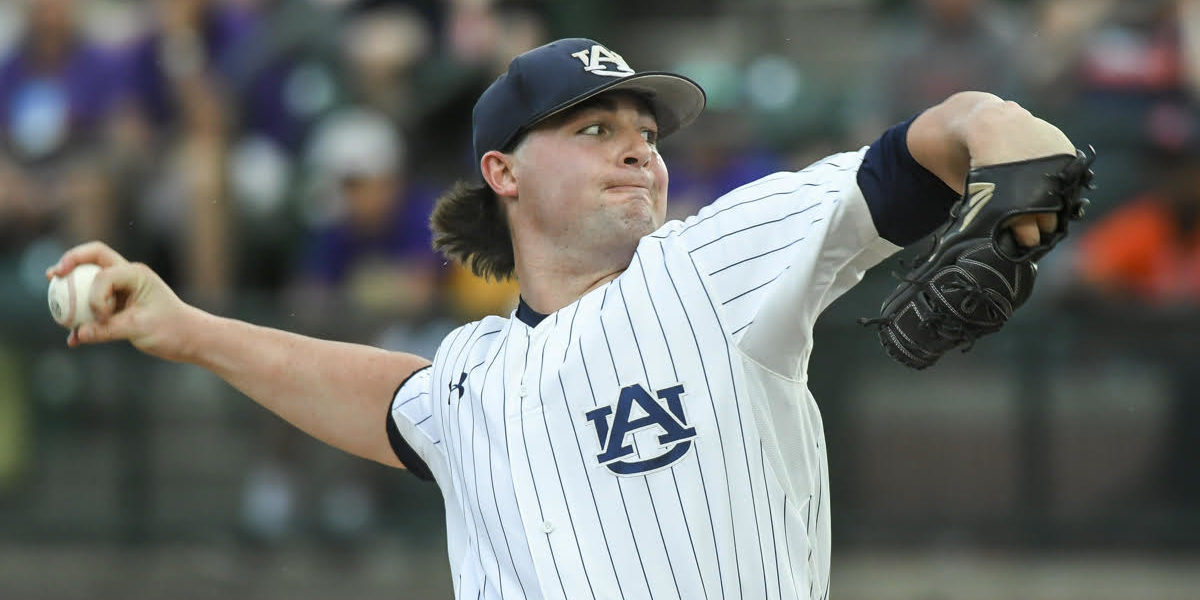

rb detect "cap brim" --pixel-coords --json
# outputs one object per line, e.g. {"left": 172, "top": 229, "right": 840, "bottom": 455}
{"left": 528, "top": 72, "right": 706, "bottom": 140}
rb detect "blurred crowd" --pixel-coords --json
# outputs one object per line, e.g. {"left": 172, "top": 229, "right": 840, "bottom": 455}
{"left": 2, "top": 0, "right": 1200, "bottom": 544}
{"left": 0, "top": 0, "right": 540, "bottom": 329}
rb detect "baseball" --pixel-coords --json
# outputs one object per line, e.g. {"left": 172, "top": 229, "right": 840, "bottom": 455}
{"left": 47, "top": 263, "right": 102, "bottom": 329}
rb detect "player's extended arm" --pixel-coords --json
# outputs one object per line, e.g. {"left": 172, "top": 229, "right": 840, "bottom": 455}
{"left": 906, "top": 91, "right": 1076, "bottom": 246}
{"left": 46, "top": 241, "right": 429, "bottom": 469}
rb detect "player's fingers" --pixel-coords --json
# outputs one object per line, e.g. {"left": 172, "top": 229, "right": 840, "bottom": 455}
{"left": 46, "top": 241, "right": 129, "bottom": 280}
{"left": 1004, "top": 214, "right": 1041, "bottom": 247}
{"left": 1036, "top": 212, "right": 1058, "bottom": 234}
{"left": 74, "top": 310, "right": 136, "bottom": 346}
{"left": 87, "top": 263, "right": 146, "bottom": 323}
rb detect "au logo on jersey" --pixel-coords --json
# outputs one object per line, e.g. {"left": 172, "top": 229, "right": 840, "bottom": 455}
{"left": 569, "top": 44, "right": 635, "bottom": 78}
{"left": 585, "top": 384, "right": 697, "bottom": 476}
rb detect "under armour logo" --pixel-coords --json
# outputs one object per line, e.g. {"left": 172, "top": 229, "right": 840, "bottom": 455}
{"left": 448, "top": 372, "right": 466, "bottom": 402}
{"left": 569, "top": 44, "right": 635, "bottom": 78}
{"left": 585, "top": 383, "right": 697, "bottom": 476}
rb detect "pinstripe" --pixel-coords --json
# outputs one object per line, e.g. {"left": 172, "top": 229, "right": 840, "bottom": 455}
{"left": 782, "top": 494, "right": 801, "bottom": 597}
{"left": 535, "top": 313, "right": 597, "bottom": 600}
{"left": 498, "top": 330, "right": 532, "bottom": 599}
{"left": 575, "top": 353, "right": 651, "bottom": 597}
{"left": 433, "top": 325, "right": 472, "bottom": 475}
{"left": 632, "top": 252, "right": 712, "bottom": 599}
{"left": 437, "top": 323, "right": 474, "bottom": 479}
{"left": 556, "top": 302, "right": 627, "bottom": 599}
{"left": 707, "top": 235, "right": 808, "bottom": 277}
{"left": 436, "top": 325, "right": 472, "bottom": 403}
{"left": 597, "top": 286, "right": 670, "bottom": 598}
{"left": 688, "top": 201, "right": 823, "bottom": 254}
{"left": 721, "top": 269, "right": 787, "bottom": 306}
{"left": 760, "top": 443, "right": 782, "bottom": 600}
{"left": 516, "top": 335, "right": 568, "bottom": 600}
{"left": 682, "top": 250, "right": 770, "bottom": 596}
{"left": 582, "top": 288, "right": 653, "bottom": 596}
{"left": 396, "top": 390, "right": 429, "bottom": 409}
{"left": 656, "top": 240, "right": 741, "bottom": 596}
{"left": 730, "top": 320, "right": 753, "bottom": 337}
{"left": 468, "top": 331, "right": 509, "bottom": 598}
{"left": 675, "top": 189, "right": 799, "bottom": 238}
{"left": 614, "top": 276, "right": 686, "bottom": 597}
{"left": 445, "top": 322, "right": 488, "bottom": 588}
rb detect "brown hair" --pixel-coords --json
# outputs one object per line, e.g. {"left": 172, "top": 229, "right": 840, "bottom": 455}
{"left": 430, "top": 181, "right": 515, "bottom": 280}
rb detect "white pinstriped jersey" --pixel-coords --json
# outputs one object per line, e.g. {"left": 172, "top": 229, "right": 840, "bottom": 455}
{"left": 389, "top": 147, "right": 901, "bottom": 599}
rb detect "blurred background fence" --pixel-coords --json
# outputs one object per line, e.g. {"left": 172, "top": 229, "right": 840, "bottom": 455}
{"left": 2, "top": 0, "right": 1200, "bottom": 598}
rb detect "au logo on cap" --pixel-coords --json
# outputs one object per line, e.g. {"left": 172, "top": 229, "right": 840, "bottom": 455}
{"left": 570, "top": 44, "right": 635, "bottom": 78}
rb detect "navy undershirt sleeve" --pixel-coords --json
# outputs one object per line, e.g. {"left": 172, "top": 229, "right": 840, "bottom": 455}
{"left": 856, "top": 113, "right": 961, "bottom": 246}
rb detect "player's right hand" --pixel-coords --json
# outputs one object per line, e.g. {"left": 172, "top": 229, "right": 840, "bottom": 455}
{"left": 46, "top": 241, "right": 201, "bottom": 362}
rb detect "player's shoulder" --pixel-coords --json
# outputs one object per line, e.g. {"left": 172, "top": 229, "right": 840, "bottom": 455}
{"left": 651, "top": 149, "right": 871, "bottom": 240}
{"left": 431, "top": 314, "right": 512, "bottom": 368}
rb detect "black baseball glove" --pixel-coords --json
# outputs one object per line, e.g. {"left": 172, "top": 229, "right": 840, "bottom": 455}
{"left": 860, "top": 148, "right": 1095, "bottom": 369}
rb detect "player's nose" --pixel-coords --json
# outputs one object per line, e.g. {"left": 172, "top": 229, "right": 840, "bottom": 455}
{"left": 619, "top": 129, "right": 653, "bottom": 167}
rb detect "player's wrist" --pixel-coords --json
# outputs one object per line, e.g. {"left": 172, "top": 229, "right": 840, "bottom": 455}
{"left": 962, "top": 101, "right": 1074, "bottom": 168}
{"left": 153, "top": 303, "right": 220, "bottom": 365}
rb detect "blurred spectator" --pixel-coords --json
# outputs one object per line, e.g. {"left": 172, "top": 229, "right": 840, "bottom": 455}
{"left": 118, "top": 0, "right": 257, "bottom": 129}
{"left": 404, "top": 0, "right": 549, "bottom": 181}
{"left": 851, "top": 0, "right": 1022, "bottom": 143}
{"left": 338, "top": 5, "right": 434, "bottom": 129}
{"left": 293, "top": 108, "right": 441, "bottom": 323}
{"left": 0, "top": 0, "right": 123, "bottom": 251}
{"left": 241, "top": 107, "right": 441, "bottom": 544}
{"left": 1075, "top": 145, "right": 1200, "bottom": 304}
{"left": 1024, "top": 1, "right": 1200, "bottom": 214}
{"left": 1023, "top": 0, "right": 1119, "bottom": 105}
{"left": 1061, "top": 1, "right": 1187, "bottom": 106}
{"left": 115, "top": 0, "right": 257, "bottom": 306}
{"left": 222, "top": 0, "right": 347, "bottom": 293}
{"left": 228, "top": 0, "right": 345, "bottom": 152}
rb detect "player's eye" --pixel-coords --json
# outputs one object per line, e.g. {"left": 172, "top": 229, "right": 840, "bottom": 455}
{"left": 642, "top": 129, "right": 659, "bottom": 146}
{"left": 580, "top": 124, "right": 604, "bottom": 136}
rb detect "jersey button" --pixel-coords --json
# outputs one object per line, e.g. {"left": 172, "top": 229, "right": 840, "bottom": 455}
{"left": 542, "top": 520, "right": 554, "bottom": 534}
{"left": 519, "top": 385, "right": 528, "bottom": 398}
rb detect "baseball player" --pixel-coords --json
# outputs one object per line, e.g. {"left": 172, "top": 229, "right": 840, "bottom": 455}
{"left": 48, "top": 38, "right": 1089, "bottom": 599}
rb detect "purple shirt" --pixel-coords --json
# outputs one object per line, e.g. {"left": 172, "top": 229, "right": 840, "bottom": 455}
{"left": 117, "top": 5, "right": 258, "bottom": 126}
{"left": 0, "top": 40, "right": 121, "bottom": 160}
{"left": 302, "top": 187, "right": 439, "bottom": 285}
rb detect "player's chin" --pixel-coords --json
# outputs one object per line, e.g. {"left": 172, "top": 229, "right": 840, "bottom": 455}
{"left": 617, "top": 204, "right": 662, "bottom": 237}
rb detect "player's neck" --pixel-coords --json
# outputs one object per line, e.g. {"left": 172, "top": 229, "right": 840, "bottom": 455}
{"left": 514, "top": 256, "right": 627, "bottom": 315}
{"left": 509, "top": 218, "right": 642, "bottom": 314}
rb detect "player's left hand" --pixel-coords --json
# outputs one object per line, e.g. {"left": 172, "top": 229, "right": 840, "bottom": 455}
{"left": 1005, "top": 212, "right": 1058, "bottom": 248}
{"left": 862, "top": 149, "right": 1095, "bottom": 369}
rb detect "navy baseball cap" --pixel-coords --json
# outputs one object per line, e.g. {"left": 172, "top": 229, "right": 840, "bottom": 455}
{"left": 472, "top": 38, "right": 706, "bottom": 176}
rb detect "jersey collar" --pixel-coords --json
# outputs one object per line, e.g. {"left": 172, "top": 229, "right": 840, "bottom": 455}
{"left": 515, "top": 296, "right": 550, "bottom": 328}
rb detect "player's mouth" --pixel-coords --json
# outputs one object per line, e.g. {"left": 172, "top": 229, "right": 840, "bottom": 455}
{"left": 604, "top": 179, "right": 654, "bottom": 195}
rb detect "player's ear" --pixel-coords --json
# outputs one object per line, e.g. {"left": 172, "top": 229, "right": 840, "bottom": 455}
{"left": 480, "top": 151, "right": 518, "bottom": 198}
